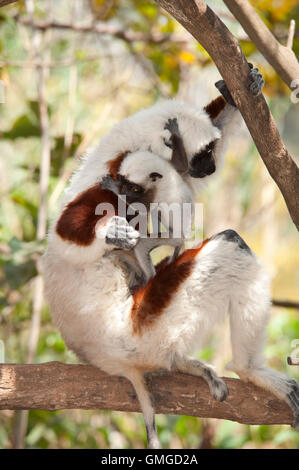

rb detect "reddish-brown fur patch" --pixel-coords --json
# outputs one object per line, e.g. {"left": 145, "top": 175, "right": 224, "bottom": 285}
{"left": 107, "top": 152, "right": 128, "bottom": 180}
{"left": 204, "top": 96, "right": 226, "bottom": 120}
{"left": 131, "top": 238, "right": 210, "bottom": 335}
{"left": 56, "top": 184, "right": 118, "bottom": 246}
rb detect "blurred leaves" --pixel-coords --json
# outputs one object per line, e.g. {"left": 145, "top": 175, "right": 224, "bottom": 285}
{"left": 0, "top": 238, "right": 43, "bottom": 290}
{"left": 2, "top": 114, "right": 40, "bottom": 140}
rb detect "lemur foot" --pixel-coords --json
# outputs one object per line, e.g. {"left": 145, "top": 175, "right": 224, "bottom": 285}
{"left": 106, "top": 216, "right": 140, "bottom": 250}
{"left": 203, "top": 368, "right": 229, "bottom": 402}
{"left": 215, "top": 63, "right": 264, "bottom": 107}
{"left": 248, "top": 62, "right": 265, "bottom": 96}
{"left": 230, "top": 365, "right": 299, "bottom": 428}
{"left": 285, "top": 378, "right": 299, "bottom": 428}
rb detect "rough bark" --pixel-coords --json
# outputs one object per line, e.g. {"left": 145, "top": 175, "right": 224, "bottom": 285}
{"left": 0, "top": 362, "right": 293, "bottom": 425}
{"left": 155, "top": 0, "right": 299, "bottom": 231}
{"left": 223, "top": 0, "right": 299, "bottom": 89}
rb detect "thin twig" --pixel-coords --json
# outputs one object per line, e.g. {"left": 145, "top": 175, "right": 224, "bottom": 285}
{"left": 12, "top": 15, "right": 190, "bottom": 45}
{"left": 272, "top": 299, "right": 299, "bottom": 311}
{"left": 222, "top": 0, "right": 299, "bottom": 90}
{"left": 286, "top": 19, "right": 296, "bottom": 50}
{"left": 287, "top": 357, "right": 299, "bottom": 366}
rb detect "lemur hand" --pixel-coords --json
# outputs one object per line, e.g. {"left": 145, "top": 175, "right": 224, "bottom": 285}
{"left": 163, "top": 117, "right": 181, "bottom": 149}
{"left": 215, "top": 63, "right": 265, "bottom": 107}
{"left": 105, "top": 216, "right": 140, "bottom": 250}
{"left": 164, "top": 117, "right": 180, "bottom": 136}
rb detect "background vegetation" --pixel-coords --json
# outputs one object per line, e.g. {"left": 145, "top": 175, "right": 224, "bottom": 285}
{"left": 0, "top": 0, "right": 298, "bottom": 449}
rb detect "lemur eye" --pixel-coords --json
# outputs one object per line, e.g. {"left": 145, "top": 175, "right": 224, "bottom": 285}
{"left": 149, "top": 172, "right": 163, "bottom": 182}
{"left": 131, "top": 184, "right": 144, "bottom": 193}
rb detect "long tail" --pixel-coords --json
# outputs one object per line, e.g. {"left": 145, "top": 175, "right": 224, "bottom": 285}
{"left": 126, "top": 369, "right": 161, "bottom": 449}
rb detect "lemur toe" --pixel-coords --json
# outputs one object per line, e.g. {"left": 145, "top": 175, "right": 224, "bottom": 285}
{"left": 249, "top": 67, "right": 264, "bottom": 96}
{"left": 211, "top": 378, "right": 229, "bottom": 402}
{"left": 285, "top": 378, "right": 299, "bottom": 428}
{"left": 164, "top": 117, "right": 179, "bottom": 135}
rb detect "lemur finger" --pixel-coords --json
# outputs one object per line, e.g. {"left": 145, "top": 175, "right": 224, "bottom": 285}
{"left": 164, "top": 117, "right": 179, "bottom": 135}
{"left": 126, "top": 228, "right": 140, "bottom": 239}
{"left": 249, "top": 76, "right": 265, "bottom": 96}
{"left": 107, "top": 238, "right": 135, "bottom": 250}
{"left": 112, "top": 215, "right": 129, "bottom": 225}
{"left": 108, "top": 227, "right": 138, "bottom": 240}
{"left": 106, "top": 231, "right": 139, "bottom": 250}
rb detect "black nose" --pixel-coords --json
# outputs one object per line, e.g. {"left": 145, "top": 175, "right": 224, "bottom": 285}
{"left": 189, "top": 152, "right": 216, "bottom": 178}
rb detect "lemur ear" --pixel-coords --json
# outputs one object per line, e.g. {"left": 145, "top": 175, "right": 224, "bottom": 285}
{"left": 149, "top": 172, "right": 163, "bottom": 182}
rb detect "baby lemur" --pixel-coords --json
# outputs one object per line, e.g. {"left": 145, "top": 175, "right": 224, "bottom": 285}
{"left": 101, "top": 117, "right": 187, "bottom": 291}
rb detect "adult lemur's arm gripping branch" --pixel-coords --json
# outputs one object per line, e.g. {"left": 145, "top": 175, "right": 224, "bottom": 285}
{"left": 155, "top": 0, "right": 299, "bottom": 231}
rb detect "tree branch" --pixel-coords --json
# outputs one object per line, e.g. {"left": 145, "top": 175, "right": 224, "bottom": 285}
{"left": 0, "top": 0, "right": 19, "bottom": 6}
{"left": 12, "top": 15, "right": 189, "bottom": 46}
{"left": 272, "top": 299, "right": 299, "bottom": 311}
{"left": 0, "top": 362, "right": 294, "bottom": 425}
{"left": 286, "top": 19, "right": 296, "bottom": 50}
{"left": 155, "top": 0, "right": 299, "bottom": 231}
{"left": 222, "top": 0, "right": 299, "bottom": 89}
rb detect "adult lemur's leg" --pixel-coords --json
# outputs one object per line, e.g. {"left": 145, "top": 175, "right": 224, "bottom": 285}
{"left": 173, "top": 355, "right": 228, "bottom": 402}
{"left": 208, "top": 230, "right": 299, "bottom": 428}
{"left": 177, "top": 230, "right": 298, "bottom": 427}
{"left": 204, "top": 64, "right": 265, "bottom": 175}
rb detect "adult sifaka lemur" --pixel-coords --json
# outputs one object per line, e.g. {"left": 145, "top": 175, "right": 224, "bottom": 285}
{"left": 42, "top": 67, "right": 299, "bottom": 448}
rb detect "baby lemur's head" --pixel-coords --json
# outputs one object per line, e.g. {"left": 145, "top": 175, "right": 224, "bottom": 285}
{"left": 102, "top": 150, "right": 193, "bottom": 210}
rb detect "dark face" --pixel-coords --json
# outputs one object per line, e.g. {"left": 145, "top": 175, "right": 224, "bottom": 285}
{"left": 189, "top": 140, "right": 216, "bottom": 178}
{"left": 101, "top": 173, "right": 156, "bottom": 208}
